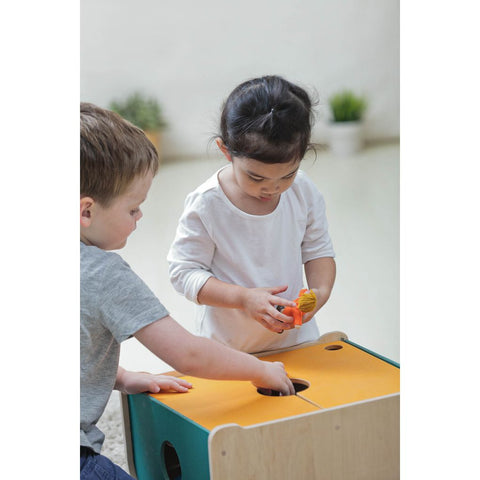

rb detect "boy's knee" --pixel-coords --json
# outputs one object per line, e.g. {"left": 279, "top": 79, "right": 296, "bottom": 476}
{"left": 80, "top": 448, "right": 134, "bottom": 480}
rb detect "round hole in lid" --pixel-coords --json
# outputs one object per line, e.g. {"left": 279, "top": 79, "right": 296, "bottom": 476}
{"left": 257, "top": 378, "right": 310, "bottom": 396}
{"left": 324, "top": 344, "right": 343, "bottom": 351}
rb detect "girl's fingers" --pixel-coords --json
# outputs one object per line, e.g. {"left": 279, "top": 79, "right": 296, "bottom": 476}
{"left": 267, "top": 285, "right": 289, "bottom": 295}
{"left": 269, "top": 309, "right": 295, "bottom": 324}
{"left": 259, "top": 315, "right": 284, "bottom": 333}
{"left": 301, "top": 312, "right": 313, "bottom": 323}
{"left": 271, "top": 295, "right": 296, "bottom": 308}
{"left": 270, "top": 316, "right": 292, "bottom": 333}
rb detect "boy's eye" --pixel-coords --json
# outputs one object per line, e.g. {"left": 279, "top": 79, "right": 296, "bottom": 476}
{"left": 249, "top": 176, "right": 264, "bottom": 182}
{"left": 130, "top": 208, "right": 140, "bottom": 215}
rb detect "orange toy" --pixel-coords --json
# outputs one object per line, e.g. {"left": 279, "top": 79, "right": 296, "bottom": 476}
{"left": 277, "top": 288, "right": 317, "bottom": 328}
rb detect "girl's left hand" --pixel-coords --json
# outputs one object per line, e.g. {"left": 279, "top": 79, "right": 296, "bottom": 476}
{"left": 300, "top": 288, "right": 325, "bottom": 324}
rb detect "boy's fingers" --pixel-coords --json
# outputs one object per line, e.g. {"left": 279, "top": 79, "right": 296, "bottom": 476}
{"left": 287, "top": 378, "right": 295, "bottom": 395}
{"left": 173, "top": 385, "right": 190, "bottom": 392}
{"left": 152, "top": 375, "right": 192, "bottom": 388}
{"left": 150, "top": 377, "right": 192, "bottom": 393}
{"left": 162, "top": 382, "right": 189, "bottom": 393}
{"left": 147, "top": 382, "right": 161, "bottom": 393}
{"left": 176, "top": 378, "right": 193, "bottom": 388}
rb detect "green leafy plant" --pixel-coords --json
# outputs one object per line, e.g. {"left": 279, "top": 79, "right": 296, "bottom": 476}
{"left": 109, "top": 92, "right": 167, "bottom": 130}
{"left": 329, "top": 90, "right": 367, "bottom": 123}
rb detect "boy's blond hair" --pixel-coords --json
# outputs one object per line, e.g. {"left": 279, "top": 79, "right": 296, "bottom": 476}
{"left": 80, "top": 102, "right": 159, "bottom": 206}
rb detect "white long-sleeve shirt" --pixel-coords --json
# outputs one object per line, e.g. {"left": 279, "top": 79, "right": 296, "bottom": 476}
{"left": 167, "top": 168, "right": 335, "bottom": 353}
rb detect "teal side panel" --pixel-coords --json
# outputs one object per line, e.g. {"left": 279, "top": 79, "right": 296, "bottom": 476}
{"left": 128, "top": 393, "right": 210, "bottom": 480}
{"left": 343, "top": 339, "right": 400, "bottom": 368}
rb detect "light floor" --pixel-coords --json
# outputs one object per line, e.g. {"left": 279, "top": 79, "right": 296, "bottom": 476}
{"left": 118, "top": 141, "right": 400, "bottom": 374}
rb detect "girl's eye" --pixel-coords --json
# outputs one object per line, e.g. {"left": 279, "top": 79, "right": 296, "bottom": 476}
{"left": 130, "top": 208, "right": 140, "bottom": 215}
{"left": 249, "top": 176, "right": 264, "bottom": 182}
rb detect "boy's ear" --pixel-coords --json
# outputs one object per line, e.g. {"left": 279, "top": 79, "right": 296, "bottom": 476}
{"left": 215, "top": 138, "right": 232, "bottom": 162}
{"left": 80, "top": 197, "right": 94, "bottom": 227}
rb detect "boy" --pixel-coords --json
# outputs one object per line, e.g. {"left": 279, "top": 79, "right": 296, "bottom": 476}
{"left": 80, "top": 103, "right": 294, "bottom": 479}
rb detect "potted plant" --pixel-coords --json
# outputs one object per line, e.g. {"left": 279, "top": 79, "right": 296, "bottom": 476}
{"left": 109, "top": 92, "right": 167, "bottom": 159}
{"left": 328, "top": 90, "right": 367, "bottom": 156}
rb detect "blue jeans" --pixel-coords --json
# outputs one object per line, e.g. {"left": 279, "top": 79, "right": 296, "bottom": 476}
{"left": 80, "top": 447, "right": 135, "bottom": 480}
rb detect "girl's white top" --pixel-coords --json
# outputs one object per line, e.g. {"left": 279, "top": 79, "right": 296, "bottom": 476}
{"left": 167, "top": 168, "right": 335, "bottom": 353}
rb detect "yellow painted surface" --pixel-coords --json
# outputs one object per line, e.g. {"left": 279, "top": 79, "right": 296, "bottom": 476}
{"left": 266, "top": 341, "right": 400, "bottom": 408}
{"left": 149, "top": 378, "right": 318, "bottom": 430}
{"left": 149, "top": 341, "right": 399, "bottom": 430}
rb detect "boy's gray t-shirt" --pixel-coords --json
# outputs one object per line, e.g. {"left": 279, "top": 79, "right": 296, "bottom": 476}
{"left": 80, "top": 242, "right": 169, "bottom": 453}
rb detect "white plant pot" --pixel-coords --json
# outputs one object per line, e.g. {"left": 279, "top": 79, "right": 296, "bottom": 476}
{"left": 328, "top": 121, "right": 364, "bottom": 156}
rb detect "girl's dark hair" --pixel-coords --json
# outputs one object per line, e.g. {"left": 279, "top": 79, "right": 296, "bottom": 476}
{"left": 218, "top": 75, "right": 316, "bottom": 164}
{"left": 80, "top": 102, "right": 159, "bottom": 206}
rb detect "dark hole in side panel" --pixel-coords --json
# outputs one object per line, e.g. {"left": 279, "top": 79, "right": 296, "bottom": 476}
{"left": 162, "top": 441, "right": 182, "bottom": 480}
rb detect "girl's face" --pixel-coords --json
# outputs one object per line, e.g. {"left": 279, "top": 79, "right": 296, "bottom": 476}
{"left": 231, "top": 156, "right": 300, "bottom": 204}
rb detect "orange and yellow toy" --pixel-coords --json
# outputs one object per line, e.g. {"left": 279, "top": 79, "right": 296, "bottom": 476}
{"left": 277, "top": 288, "right": 317, "bottom": 328}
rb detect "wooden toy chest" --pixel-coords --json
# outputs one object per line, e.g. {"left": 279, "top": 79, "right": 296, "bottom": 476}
{"left": 122, "top": 333, "right": 400, "bottom": 479}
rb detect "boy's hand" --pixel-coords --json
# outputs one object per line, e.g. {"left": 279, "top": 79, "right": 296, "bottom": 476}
{"left": 242, "top": 285, "right": 297, "bottom": 333}
{"left": 252, "top": 361, "right": 295, "bottom": 396}
{"left": 115, "top": 368, "right": 192, "bottom": 394}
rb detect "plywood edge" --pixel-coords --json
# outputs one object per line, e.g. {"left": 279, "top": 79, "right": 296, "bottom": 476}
{"left": 209, "top": 392, "right": 398, "bottom": 435}
{"left": 120, "top": 393, "right": 138, "bottom": 479}
{"left": 208, "top": 393, "right": 399, "bottom": 480}
{"left": 317, "top": 330, "right": 349, "bottom": 344}
{"left": 253, "top": 331, "right": 348, "bottom": 357}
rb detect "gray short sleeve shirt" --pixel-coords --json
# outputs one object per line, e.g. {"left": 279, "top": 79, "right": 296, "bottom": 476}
{"left": 80, "top": 242, "right": 169, "bottom": 453}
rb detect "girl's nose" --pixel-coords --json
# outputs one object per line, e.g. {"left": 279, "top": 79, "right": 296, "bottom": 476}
{"left": 263, "top": 188, "right": 279, "bottom": 196}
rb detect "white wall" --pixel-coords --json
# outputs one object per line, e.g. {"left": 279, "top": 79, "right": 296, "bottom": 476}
{"left": 81, "top": 0, "right": 399, "bottom": 159}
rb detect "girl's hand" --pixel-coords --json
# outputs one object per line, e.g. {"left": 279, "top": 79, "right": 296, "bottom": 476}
{"left": 300, "top": 288, "right": 328, "bottom": 324}
{"left": 115, "top": 368, "right": 192, "bottom": 394}
{"left": 302, "top": 258, "right": 336, "bottom": 324}
{"left": 242, "top": 285, "right": 297, "bottom": 333}
{"left": 252, "top": 361, "right": 295, "bottom": 396}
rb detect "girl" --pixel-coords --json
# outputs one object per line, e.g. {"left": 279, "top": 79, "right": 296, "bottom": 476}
{"left": 168, "top": 75, "right": 336, "bottom": 353}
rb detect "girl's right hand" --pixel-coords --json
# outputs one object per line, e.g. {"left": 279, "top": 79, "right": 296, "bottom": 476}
{"left": 252, "top": 361, "right": 295, "bottom": 396}
{"left": 242, "top": 285, "right": 297, "bottom": 333}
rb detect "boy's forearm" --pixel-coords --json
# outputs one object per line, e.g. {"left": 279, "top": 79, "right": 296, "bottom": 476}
{"left": 135, "top": 317, "right": 265, "bottom": 383}
{"left": 197, "top": 276, "right": 247, "bottom": 309}
{"left": 181, "top": 335, "right": 267, "bottom": 382}
{"left": 305, "top": 257, "right": 336, "bottom": 307}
